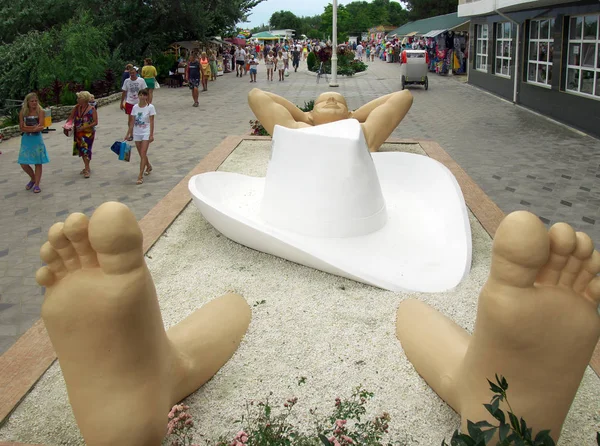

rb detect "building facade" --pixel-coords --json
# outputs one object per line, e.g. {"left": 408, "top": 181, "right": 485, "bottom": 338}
{"left": 458, "top": 0, "right": 600, "bottom": 137}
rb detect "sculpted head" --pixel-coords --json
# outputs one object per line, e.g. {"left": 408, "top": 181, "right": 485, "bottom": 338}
{"left": 310, "top": 92, "right": 351, "bottom": 125}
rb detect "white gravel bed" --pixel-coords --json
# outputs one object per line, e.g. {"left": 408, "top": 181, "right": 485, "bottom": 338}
{"left": 1, "top": 141, "right": 598, "bottom": 445}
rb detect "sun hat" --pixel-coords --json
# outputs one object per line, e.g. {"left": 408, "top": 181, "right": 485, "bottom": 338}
{"left": 189, "top": 119, "right": 472, "bottom": 292}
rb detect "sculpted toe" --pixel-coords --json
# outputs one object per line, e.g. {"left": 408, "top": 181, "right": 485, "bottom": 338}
{"left": 536, "top": 223, "right": 577, "bottom": 285}
{"left": 40, "top": 242, "right": 66, "bottom": 278}
{"left": 48, "top": 222, "right": 81, "bottom": 271}
{"left": 64, "top": 213, "right": 98, "bottom": 268}
{"left": 584, "top": 276, "right": 600, "bottom": 304}
{"left": 36, "top": 266, "right": 56, "bottom": 287}
{"left": 63, "top": 213, "right": 90, "bottom": 243}
{"left": 490, "top": 211, "right": 549, "bottom": 287}
{"left": 559, "top": 232, "right": 595, "bottom": 287}
{"left": 573, "top": 250, "right": 600, "bottom": 293}
{"left": 88, "top": 202, "right": 143, "bottom": 255}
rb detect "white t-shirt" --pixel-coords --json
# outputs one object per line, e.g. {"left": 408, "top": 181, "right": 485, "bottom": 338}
{"left": 122, "top": 77, "right": 148, "bottom": 105}
{"left": 235, "top": 49, "right": 246, "bottom": 61}
{"left": 356, "top": 44, "right": 364, "bottom": 53}
{"left": 282, "top": 51, "right": 289, "bottom": 60}
{"left": 131, "top": 104, "right": 156, "bottom": 136}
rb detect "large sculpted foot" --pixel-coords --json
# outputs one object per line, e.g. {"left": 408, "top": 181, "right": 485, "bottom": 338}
{"left": 36, "top": 202, "right": 251, "bottom": 446}
{"left": 396, "top": 211, "right": 600, "bottom": 441}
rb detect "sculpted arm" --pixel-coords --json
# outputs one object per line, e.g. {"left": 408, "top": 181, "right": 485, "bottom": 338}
{"left": 351, "top": 92, "right": 400, "bottom": 122}
{"left": 360, "top": 90, "right": 413, "bottom": 152}
{"left": 248, "top": 88, "right": 312, "bottom": 135}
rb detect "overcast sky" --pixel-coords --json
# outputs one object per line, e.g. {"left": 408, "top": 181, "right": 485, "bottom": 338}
{"left": 241, "top": 0, "right": 357, "bottom": 29}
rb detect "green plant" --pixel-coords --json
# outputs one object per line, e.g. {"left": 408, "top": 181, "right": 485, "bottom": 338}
{"left": 59, "top": 87, "right": 77, "bottom": 106}
{"left": 307, "top": 51, "right": 317, "bottom": 72}
{"left": 0, "top": 107, "right": 21, "bottom": 129}
{"left": 349, "top": 60, "right": 368, "bottom": 73}
{"left": 250, "top": 120, "right": 269, "bottom": 136}
{"left": 154, "top": 52, "right": 178, "bottom": 81}
{"left": 165, "top": 386, "right": 391, "bottom": 446}
{"left": 299, "top": 100, "right": 314, "bottom": 112}
{"left": 442, "top": 375, "right": 556, "bottom": 446}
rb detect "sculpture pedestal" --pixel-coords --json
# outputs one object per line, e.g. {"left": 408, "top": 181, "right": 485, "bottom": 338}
{"left": 1, "top": 139, "right": 598, "bottom": 446}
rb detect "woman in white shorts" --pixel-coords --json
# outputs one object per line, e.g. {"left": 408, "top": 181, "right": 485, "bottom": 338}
{"left": 125, "top": 88, "right": 156, "bottom": 184}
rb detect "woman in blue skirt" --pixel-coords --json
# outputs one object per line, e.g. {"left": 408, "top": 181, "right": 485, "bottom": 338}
{"left": 18, "top": 93, "right": 49, "bottom": 193}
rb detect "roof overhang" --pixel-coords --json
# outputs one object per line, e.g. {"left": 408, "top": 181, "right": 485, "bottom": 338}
{"left": 423, "top": 29, "right": 446, "bottom": 37}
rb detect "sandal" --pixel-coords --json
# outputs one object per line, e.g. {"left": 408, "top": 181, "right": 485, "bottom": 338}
{"left": 33, "top": 186, "right": 41, "bottom": 194}
{"left": 144, "top": 167, "right": 153, "bottom": 176}
{"left": 25, "top": 181, "right": 35, "bottom": 190}
{"left": 83, "top": 170, "right": 90, "bottom": 179}
{"left": 136, "top": 178, "right": 144, "bottom": 185}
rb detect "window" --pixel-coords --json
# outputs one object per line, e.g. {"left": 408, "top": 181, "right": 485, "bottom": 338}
{"left": 527, "top": 18, "right": 555, "bottom": 87}
{"left": 566, "top": 14, "right": 600, "bottom": 98}
{"left": 495, "top": 22, "right": 512, "bottom": 78}
{"left": 476, "top": 24, "right": 489, "bottom": 72}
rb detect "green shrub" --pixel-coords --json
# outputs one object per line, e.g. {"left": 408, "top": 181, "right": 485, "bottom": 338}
{"left": 0, "top": 107, "right": 21, "bottom": 129}
{"left": 153, "top": 53, "right": 177, "bottom": 81}
{"left": 307, "top": 51, "right": 317, "bottom": 72}
{"left": 300, "top": 100, "right": 314, "bottom": 112}
{"left": 0, "top": 30, "right": 49, "bottom": 103}
{"left": 37, "top": 11, "right": 111, "bottom": 88}
{"left": 349, "top": 60, "right": 368, "bottom": 73}
{"left": 59, "top": 88, "right": 77, "bottom": 106}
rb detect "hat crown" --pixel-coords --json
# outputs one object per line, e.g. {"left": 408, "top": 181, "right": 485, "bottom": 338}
{"left": 260, "top": 119, "right": 387, "bottom": 238}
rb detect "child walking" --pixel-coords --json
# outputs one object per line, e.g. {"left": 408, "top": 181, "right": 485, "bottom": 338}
{"left": 125, "top": 89, "right": 155, "bottom": 185}
{"left": 18, "top": 93, "right": 49, "bottom": 193}
{"left": 276, "top": 51, "right": 285, "bottom": 81}
{"left": 265, "top": 50, "right": 274, "bottom": 81}
{"left": 249, "top": 55, "right": 258, "bottom": 83}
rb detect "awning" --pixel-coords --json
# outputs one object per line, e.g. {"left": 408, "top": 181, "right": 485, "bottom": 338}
{"left": 423, "top": 29, "right": 446, "bottom": 38}
{"left": 405, "top": 31, "right": 418, "bottom": 37}
{"left": 450, "top": 21, "right": 470, "bottom": 33}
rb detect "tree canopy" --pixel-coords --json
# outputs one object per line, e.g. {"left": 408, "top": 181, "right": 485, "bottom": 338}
{"left": 0, "top": 0, "right": 264, "bottom": 57}
{"left": 0, "top": 0, "right": 264, "bottom": 103}
{"left": 404, "top": 0, "right": 458, "bottom": 21}
{"left": 257, "top": 1, "right": 408, "bottom": 41}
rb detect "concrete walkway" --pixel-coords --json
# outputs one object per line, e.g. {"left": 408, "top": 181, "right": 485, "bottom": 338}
{"left": 0, "top": 58, "right": 599, "bottom": 354}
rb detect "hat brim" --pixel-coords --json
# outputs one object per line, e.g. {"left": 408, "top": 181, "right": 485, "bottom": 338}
{"left": 189, "top": 152, "right": 472, "bottom": 292}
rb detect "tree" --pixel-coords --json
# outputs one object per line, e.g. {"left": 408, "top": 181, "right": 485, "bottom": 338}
{"left": 388, "top": 1, "right": 409, "bottom": 27}
{"left": 269, "top": 10, "right": 301, "bottom": 31}
{"left": 404, "top": 0, "right": 458, "bottom": 21}
{"left": 320, "top": 3, "right": 351, "bottom": 41}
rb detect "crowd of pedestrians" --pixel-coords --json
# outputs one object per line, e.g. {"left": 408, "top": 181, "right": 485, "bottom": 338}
{"left": 15, "top": 38, "right": 382, "bottom": 195}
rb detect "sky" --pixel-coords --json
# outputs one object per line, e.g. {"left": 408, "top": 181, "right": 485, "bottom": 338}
{"left": 241, "top": 0, "right": 356, "bottom": 29}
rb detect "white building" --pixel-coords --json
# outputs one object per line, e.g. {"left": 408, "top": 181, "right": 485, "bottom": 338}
{"left": 458, "top": 0, "right": 600, "bottom": 136}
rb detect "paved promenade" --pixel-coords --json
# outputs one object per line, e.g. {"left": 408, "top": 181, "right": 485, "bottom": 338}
{"left": 1, "top": 58, "right": 599, "bottom": 354}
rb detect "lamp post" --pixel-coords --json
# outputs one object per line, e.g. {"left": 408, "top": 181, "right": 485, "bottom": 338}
{"left": 329, "top": 0, "right": 339, "bottom": 87}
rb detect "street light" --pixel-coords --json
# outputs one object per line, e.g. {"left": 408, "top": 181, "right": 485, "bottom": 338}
{"left": 329, "top": 0, "right": 339, "bottom": 87}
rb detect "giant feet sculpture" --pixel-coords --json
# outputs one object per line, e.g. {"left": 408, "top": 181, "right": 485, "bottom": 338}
{"left": 397, "top": 211, "right": 600, "bottom": 441}
{"left": 35, "top": 202, "right": 251, "bottom": 446}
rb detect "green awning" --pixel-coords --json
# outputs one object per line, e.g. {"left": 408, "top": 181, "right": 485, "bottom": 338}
{"left": 388, "top": 13, "right": 470, "bottom": 38}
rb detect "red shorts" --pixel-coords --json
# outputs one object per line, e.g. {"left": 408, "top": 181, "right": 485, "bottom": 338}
{"left": 125, "top": 102, "right": 134, "bottom": 115}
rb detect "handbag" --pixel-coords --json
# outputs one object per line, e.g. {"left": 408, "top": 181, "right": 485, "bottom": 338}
{"left": 284, "top": 68, "right": 289, "bottom": 77}
{"left": 155, "top": 80, "right": 161, "bottom": 89}
{"left": 110, "top": 140, "right": 131, "bottom": 162}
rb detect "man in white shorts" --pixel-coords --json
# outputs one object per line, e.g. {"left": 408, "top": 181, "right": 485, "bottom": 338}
{"left": 234, "top": 46, "right": 246, "bottom": 77}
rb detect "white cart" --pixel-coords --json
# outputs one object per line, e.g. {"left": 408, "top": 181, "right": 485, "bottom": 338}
{"left": 399, "top": 50, "right": 429, "bottom": 90}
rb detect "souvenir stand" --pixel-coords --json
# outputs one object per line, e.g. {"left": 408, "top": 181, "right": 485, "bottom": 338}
{"left": 424, "top": 29, "right": 469, "bottom": 75}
